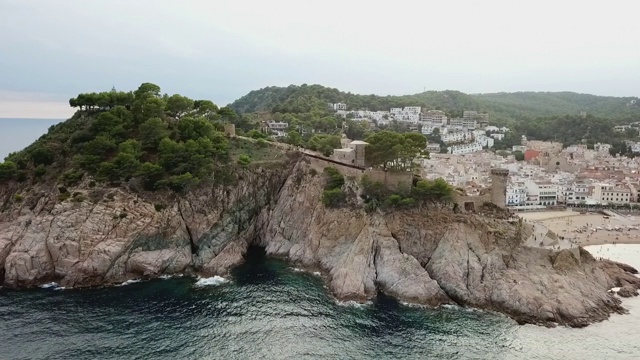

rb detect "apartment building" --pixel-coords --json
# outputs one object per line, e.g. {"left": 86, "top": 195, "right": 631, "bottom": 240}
{"left": 421, "top": 110, "right": 448, "bottom": 126}
{"left": 592, "top": 184, "right": 632, "bottom": 204}
{"left": 506, "top": 184, "right": 527, "bottom": 206}
{"left": 267, "top": 121, "right": 288, "bottom": 137}
{"left": 447, "top": 142, "right": 483, "bottom": 155}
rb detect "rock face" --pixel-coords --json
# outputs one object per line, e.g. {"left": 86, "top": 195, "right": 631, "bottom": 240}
{"left": 1, "top": 157, "right": 640, "bottom": 327}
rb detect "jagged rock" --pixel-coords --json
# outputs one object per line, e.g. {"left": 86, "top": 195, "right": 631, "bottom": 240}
{"left": 1, "top": 157, "right": 640, "bottom": 328}
{"left": 552, "top": 249, "right": 580, "bottom": 271}
{"left": 617, "top": 285, "right": 639, "bottom": 298}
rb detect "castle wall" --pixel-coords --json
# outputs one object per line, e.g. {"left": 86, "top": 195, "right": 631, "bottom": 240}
{"left": 363, "top": 169, "right": 413, "bottom": 190}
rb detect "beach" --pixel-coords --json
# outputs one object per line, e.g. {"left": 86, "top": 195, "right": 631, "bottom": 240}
{"left": 519, "top": 209, "right": 640, "bottom": 247}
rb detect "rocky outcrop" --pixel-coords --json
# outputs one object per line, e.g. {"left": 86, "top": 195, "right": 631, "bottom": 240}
{"left": 1, "top": 157, "right": 640, "bottom": 327}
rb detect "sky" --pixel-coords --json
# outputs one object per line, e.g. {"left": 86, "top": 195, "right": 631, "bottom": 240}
{"left": 1, "top": 0, "right": 639, "bottom": 118}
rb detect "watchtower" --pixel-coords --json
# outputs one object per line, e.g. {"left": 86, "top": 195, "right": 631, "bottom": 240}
{"left": 490, "top": 168, "right": 509, "bottom": 208}
{"left": 349, "top": 140, "right": 368, "bottom": 168}
{"left": 223, "top": 124, "right": 236, "bottom": 137}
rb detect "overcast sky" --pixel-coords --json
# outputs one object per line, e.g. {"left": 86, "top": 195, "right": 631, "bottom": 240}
{"left": 1, "top": 0, "right": 639, "bottom": 118}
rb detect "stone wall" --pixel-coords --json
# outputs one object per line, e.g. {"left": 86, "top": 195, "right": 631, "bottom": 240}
{"left": 306, "top": 156, "right": 365, "bottom": 179}
{"left": 363, "top": 169, "right": 413, "bottom": 190}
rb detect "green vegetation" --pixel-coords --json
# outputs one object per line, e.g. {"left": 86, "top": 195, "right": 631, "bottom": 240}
{"left": 237, "top": 154, "right": 251, "bottom": 167}
{"left": 365, "top": 131, "right": 428, "bottom": 171}
{"left": 229, "top": 84, "right": 640, "bottom": 125}
{"left": 322, "top": 167, "right": 346, "bottom": 207}
{"left": 0, "top": 83, "right": 242, "bottom": 193}
{"left": 361, "top": 175, "right": 454, "bottom": 212}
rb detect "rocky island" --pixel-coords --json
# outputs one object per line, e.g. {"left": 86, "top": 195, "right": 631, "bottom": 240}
{"left": 1, "top": 83, "right": 639, "bottom": 328}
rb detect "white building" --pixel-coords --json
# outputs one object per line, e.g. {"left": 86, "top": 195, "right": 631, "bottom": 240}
{"left": 506, "top": 184, "right": 527, "bottom": 207}
{"left": 475, "top": 135, "right": 495, "bottom": 148}
{"left": 332, "top": 103, "right": 347, "bottom": 111}
{"left": 614, "top": 125, "right": 631, "bottom": 132}
{"left": 594, "top": 143, "right": 612, "bottom": 154}
{"left": 490, "top": 133, "right": 505, "bottom": 141}
{"left": 525, "top": 180, "right": 558, "bottom": 206}
{"left": 441, "top": 131, "right": 470, "bottom": 144}
{"left": 421, "top": 110, "right": 448, "bottom": 126}
{"left": 592, "top": 184, "right": 631, "bottom": 204}
{"left": 447, "top": 142, "right": 483, "bottom": 155}
{"left": 267, "top": 121, "right": 288, "bottom": 137}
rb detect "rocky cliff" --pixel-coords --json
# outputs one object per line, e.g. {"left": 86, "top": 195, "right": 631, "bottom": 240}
{"left": 1, "top": 156, "right": 639, "bottom": 327}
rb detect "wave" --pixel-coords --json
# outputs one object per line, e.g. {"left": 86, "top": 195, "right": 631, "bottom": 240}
{"left": 159, "top": 274, "right": 184, "bottom": 280}
{"left": 194, "top": 276, "right": 229, "bottom": 288}
{"left": 117, "top": 279, "right": 142, "bottom": 286}
{"left": 335, "top": 300, "right": 372, "bottom": 308}
{"left": 289, "top": 267, "right": 322, "bottom": 277}
{"left": 40, "top": 282, "right": 65, "bottom": 291}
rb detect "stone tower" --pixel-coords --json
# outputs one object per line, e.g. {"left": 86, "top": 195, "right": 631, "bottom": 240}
{"left": 349, "top": 140, "right": 368, "bottom": 168}
{"left": 223, "top": 123, "right": 236, "bottom": 137}
{"left": 490, "top": 168, "right": 509, "bottom": 208}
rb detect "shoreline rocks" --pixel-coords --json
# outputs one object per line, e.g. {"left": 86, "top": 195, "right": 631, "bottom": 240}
{"left": 1, "top": 158, "right": 640, "bottom": 327}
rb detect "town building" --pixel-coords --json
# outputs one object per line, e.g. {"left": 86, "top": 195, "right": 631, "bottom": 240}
{"left": 267, "top": 121, "right": 288, "bottom": 137}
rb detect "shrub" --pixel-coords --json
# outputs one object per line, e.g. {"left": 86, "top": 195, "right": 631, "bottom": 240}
{"left": 58, "top": 192, "right": 71, "bottom": 202}
{"left": 14, "top": 194, "right": 23, "bottom": 203}
{"left": 238, "top": 154, "right": 251, "bottom": 167}
{"left": 0, "top": 161, "right": 17, "bottom": 181}
{"left": 62, "top": 170, "right": 84, "bottom": 187}
{"left": 322, "top": 188, "right": 346, "bottom": 207}
{"left": 34, "top": 165, "right": 47, "bottom": 178}
{"left": 256, "top": 139, "right": 267, "bottom": 148}
{"left": 88, "top": 180, "right": 96, "bottom": 188}
{"left": 323, "top": 167, "right": 344, "bottom": 190}
{"left": 154, "top": 203, "right": 166, "bottom": 212}
{"left": 119, "top": 212, "right": 128, "bottom": 219}
{"left": 71, "top": 192, "right": 86, "bottom": 203}
{"left": 156, "top": 173, "right": 199, "bottom": 193}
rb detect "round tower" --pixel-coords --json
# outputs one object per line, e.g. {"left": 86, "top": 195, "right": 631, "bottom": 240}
{"left": 223, "top": 123, "right": 236, "bottom": 137}
{"left": 490, "top": 168, "right": 509, "bottom": 208}
{"left": 349, "top": 140, "right": 368, "bottom": 168}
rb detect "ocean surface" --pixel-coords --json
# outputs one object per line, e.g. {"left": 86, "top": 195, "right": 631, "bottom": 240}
{"left": 1, "top": 245, "right": 639, "bottom": 360}
{"left": 0, "top": 118, "right": 63, "bottom": 160}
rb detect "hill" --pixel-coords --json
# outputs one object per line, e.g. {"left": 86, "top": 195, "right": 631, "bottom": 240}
{"left": 229, "top": 84, "right": 640, "bottom": 124}
{"left": 0, "top": 83, "right": 283, "bottom": 194}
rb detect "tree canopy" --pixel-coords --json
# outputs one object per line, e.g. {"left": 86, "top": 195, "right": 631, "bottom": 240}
{"left": 2, "top": 83, "right": 237, "bottom": 193}
{"left": 365, "top": 131, "right": 427, "bottom": 171}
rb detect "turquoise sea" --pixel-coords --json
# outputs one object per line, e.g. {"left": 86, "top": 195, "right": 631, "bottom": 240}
{"left": 1, "top": 245, "right": 639, "bottom": 360}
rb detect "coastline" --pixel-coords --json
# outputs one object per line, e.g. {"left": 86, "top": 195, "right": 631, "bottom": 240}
{"left": 519, "top": 209, "right": 640, "bottom": 247}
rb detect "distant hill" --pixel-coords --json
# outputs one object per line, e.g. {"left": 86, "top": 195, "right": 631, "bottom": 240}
{"left": 229, "top": 84, "right": 640, "bottom": 124}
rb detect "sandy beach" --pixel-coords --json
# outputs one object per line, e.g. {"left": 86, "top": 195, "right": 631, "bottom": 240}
{"left": 519, "top": 210, "right": 640, "bottom": 246}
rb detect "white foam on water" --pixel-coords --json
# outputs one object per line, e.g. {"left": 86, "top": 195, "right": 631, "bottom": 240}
{"left": 40, "top": 282, "right": 66, "bottom": 290}
{"left": 290, "top": 267, "right": 304, "bottom": 272}
{"left": 312, "top": 272, "right": 321, "bottom": 277}
{"left": 194, "top": 276, "right": 229, "bottom": 288}
{"left": 118, "top": 279, "right": 142, "bottom": 286}
{"left": 335, "top": 300, "right": 372, "bottom": 308}
{"left": 40, "top": 282, "right": 59, "bottom": 289}
{"left": 400, "top": 301, "right": 429, "bottom": 309}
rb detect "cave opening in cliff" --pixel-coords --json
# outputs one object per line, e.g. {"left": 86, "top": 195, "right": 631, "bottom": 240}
{"left": 231, "top": 244, "right": 281, "bottom": 285}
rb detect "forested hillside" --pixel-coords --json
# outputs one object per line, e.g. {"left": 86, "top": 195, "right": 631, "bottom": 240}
{"left": 229, "top": 84, "right": 640, "bottom": 124}
{"left": 0, "top": 83, "right": 266, "bottom": 194}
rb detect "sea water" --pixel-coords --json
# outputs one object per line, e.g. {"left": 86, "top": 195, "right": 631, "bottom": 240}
{"left": 1, "top": 245, "right": 639, "bottom": 360}
{"left": 1, "top": 119, "right": 639, "bottom": 358}
{"left": 0, "top": 118, "right": 62, "bottom": 159}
